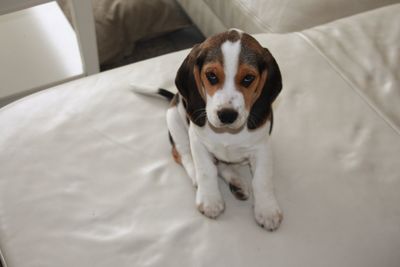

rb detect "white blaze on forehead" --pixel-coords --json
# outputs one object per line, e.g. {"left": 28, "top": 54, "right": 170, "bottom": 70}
{"left": 221, "top": 40, "right": 241, "bottom": 90}
{"left": 228, "top": 28, "right": 243, "bottom": 36}
{"left": 206, "top": 39, "right": 248, "bottom": 129}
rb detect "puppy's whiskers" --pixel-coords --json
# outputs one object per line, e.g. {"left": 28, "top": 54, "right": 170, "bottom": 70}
{"left": 248, "top": 114, "right": 257, "bottom": 129}
{"left": 249, "top": 112, "right": 264, "bottom": 128}
{"left": 192, "top": 108, "right": 207, "bottom": 124}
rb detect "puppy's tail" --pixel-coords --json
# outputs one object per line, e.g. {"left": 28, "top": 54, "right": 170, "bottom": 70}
{"left": 157, "top": 88, "right": 175, "bottom": 101}
{"left": 131, "top": 85, "right": 174, "bottom": 102}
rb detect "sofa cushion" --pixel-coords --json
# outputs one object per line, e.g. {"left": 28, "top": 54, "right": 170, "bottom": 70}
{"left": 177, "top": 0, "right": 399, "bottom": 36}
{"left": 300, "top": 4, "right": 400, "bottom": 133}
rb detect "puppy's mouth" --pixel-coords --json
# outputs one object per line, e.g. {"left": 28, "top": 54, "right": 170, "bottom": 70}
{"left": 208, "top": 120, "right": 246, "bottom": 133}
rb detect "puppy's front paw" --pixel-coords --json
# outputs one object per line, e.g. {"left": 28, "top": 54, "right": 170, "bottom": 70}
{"left": 196, "top": 191, "right": 225, "bottom": 219}
{"left": 254, "top": 202, "right": 283, "bottom": 231}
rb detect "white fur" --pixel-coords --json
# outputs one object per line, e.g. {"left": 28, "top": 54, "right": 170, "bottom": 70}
{"left": 206, "top": 40, "right": 248, "bottom": 130}
{"left": 169, "top": 99, "right": 282, "bottom": 230}
{"left": 228, "top": 28, "right": 244, "bottom": 36}
{"left": 166, "top": 103, "right": 196, "bottom": 187}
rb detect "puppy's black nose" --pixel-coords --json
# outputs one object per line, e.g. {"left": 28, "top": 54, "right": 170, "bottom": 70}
{"left": 217, "top": 109, "right": 238, "bottom": 124}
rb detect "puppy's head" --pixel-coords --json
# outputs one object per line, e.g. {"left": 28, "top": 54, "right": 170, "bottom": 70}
{"left": 175, "top": 29, "right": 282, "bottom": 131}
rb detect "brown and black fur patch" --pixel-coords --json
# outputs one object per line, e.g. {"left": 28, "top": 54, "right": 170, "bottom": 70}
{"left": 175, "top": 45, "right": 207, "bottom": 126}
{"left": 168, "top": 132, "right": 182, "bottom": 164}
{"left": 240, "top": 34, "right": 282, "bottom": 132}
{"left": 169, "top": 93, "right": 180, "bottom": 107}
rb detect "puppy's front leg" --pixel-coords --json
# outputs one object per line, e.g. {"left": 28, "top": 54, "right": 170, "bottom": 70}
{"left": 251, "top": 140, "right": 283, "bottom": 231}
{"left": 189, "top": 127, "right": 224, "bottom": 219}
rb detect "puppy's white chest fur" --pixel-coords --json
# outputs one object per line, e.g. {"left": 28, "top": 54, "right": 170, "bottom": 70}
{"left": 191, "top": 122, "right": 269, "bottom": 164}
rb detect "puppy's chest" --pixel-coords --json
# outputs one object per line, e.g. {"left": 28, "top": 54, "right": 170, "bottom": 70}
{"left": 206, "top": 140, "right": 250, "bottom": 164}
{"left": 196, "top": 126, "right": 263, "bottom": 164}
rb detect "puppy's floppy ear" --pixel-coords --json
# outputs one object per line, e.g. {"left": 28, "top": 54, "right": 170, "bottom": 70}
{"left": 175, "top": 44, "right": 207, "bottom": 127}
{"left": 247, "top": 48, "right": 282, "bottom": 133}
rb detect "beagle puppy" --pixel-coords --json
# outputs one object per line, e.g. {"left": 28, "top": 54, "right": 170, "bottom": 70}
{"left": 137, "top": 29, "right": 283, "bottom": 231}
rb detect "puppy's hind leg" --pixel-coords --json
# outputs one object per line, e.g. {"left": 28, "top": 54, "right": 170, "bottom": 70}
{"left": 217, "top": 162, "right": 249, "bottom": 201}
{"left": 170, "top": 136, "right": 197, "bottom": 188}
{"left": 166, "top": 105, "right": 197, "bottom": 187}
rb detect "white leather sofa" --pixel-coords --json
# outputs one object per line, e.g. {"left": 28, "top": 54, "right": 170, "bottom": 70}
{"left": 177, "top": 0, "right": 399, "bottom": 36}
{"left": 0, "top": 3, "right": 399, "bottom": 267}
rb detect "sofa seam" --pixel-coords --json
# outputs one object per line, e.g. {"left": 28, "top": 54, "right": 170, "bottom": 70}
{"left": 231, "top": 0, "right": 274, "bottom": 33}
{"left": 192, "top": 0, "right": 228, "bottom": 32}
{"left": 296, "top": 32, "right": 400, "bottom": 137}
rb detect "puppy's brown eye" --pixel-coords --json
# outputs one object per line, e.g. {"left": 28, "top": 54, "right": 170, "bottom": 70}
{"left": 206, "top": 72, "right": 218, "bottom": 85}
{"left": 241, "top": 75, "right": 255, "bottom": 87}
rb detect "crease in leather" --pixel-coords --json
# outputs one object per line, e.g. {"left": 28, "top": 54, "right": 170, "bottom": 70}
{"left": 0, "top": 247, "right": 6, "bottom": 267}
{"left": 79, "top": 113, "right": 169, "bottom": 160}
{"left": 196, "top": 0, "right": 228, "bottom": 30}
{"left": 296, "top": 32, "right": 400, "bottom": 137}
{"left": 230, "top": 0, "right": 274, "bottom": 32}
{"left": 86, "top": 124, "right": 146, "bottom": 156}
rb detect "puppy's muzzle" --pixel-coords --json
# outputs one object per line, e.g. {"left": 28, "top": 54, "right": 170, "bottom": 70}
{"left": 217, "top": 108, "right": 238, "bottom": 124}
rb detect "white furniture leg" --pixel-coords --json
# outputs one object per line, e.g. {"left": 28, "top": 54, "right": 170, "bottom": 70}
{"left": 69, "top": 0, "right": 99, "bottom": 75}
